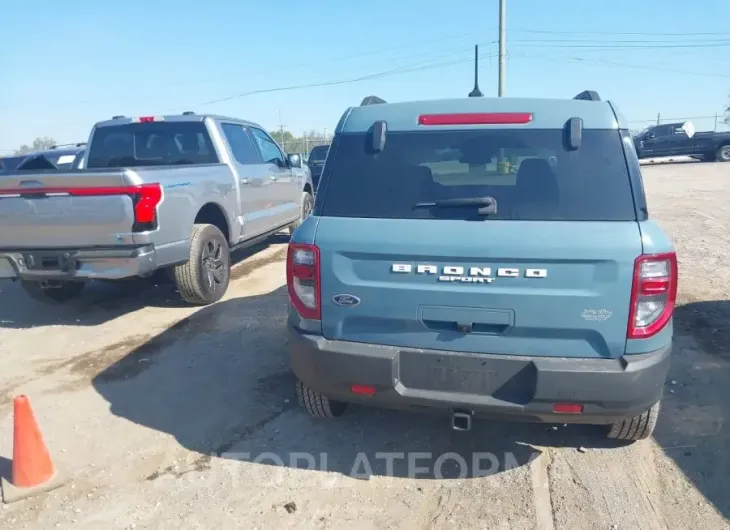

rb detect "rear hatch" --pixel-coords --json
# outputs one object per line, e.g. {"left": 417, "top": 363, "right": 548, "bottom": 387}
{"left": 313, "top": 124, "right": 642, "bottom": 359}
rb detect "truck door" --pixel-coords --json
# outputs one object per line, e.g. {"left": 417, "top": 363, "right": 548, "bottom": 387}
{"left": 643, "top": 125, "right": 673, "bottom": 157}
{"left": 250, "top": 127, "right": 298, "bottom": 229}
{"left": 220, "top": 123, "right": 268, "bottom": 239}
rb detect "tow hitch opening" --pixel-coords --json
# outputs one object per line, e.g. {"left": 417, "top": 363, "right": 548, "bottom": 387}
{"left": 452, "top": 409, "right": 473, "bottom": 431}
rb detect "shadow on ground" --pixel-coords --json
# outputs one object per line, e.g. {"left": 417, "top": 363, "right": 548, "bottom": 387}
{"left": 0, "top": 236, "right": 288, "bottom": 330}
{"left": 653, "top": 300, "right": 730, "bottom": 518}
{"left": 92, "top": 285, "right": 638, "bottom": 483}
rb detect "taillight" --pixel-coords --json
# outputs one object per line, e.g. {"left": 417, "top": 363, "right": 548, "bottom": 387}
{"left": 131, "top": 183, "right": 163, "bottom": 225}
{"left": 418, "top": 112, "right": 533, "bottom": 126}
{"left": 627, "top": 252, "right": 678, "bottom": 339}
{"left": 287, "top": 243, "right": 321, "bottom": 320}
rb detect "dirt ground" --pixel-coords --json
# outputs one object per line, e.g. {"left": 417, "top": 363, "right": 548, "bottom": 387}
{"left": 1, "top": 160, "right": 729, "bottom": 530}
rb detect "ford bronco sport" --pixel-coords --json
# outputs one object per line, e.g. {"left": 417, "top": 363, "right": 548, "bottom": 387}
{"left": 286, "top": 90, "right": 677, "bottom": 442}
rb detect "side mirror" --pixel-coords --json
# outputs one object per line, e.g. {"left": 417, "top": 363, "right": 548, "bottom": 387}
{"left": 288, "top": 153, "right": 302, "bottom": 168}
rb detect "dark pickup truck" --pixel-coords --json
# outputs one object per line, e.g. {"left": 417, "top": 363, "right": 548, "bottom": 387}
{"left": 633, "top": 122, "right": 730, "bottom": 162}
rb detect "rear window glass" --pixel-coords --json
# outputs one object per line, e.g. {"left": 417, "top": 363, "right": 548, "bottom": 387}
{"left": 86, "top": 122, "right": 218, "bottom": 168}
{"left": 309, "top": 145, "right": 329, "bottom": 162}
{"left": 317, "top": 129, "right": 636, "bottom": 221}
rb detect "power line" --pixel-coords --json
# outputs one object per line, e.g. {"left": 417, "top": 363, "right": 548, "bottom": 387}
{"left": 181, "top": 51, "right": 499, "bottom": 110}
{"left": 510, "top": 51, "right": 730, "bottom": 78}
{"left": 512, "top": 28, "right": 730, "bottom": 37}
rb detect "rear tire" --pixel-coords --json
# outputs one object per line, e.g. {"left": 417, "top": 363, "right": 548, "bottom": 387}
{"left": 715, "top": 144, "right": 730, "bottom": 162}
{"left": 173, "top": 223, "right": 231, "bottom": 305}
{"left": 607, "top": 400, "right": 661, "bottom": 441}
{"left": 296, "top": 380, "right": 348, "bottom": 418}
{"left": 21, "top": 280, "right": 85, "bottom": 304}
{"left": 288, "top": 191, "right": 314, "bottom": 236}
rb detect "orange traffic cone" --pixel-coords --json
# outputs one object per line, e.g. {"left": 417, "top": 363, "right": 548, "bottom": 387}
{"left": 2, "top": 395, "right": 64, "bottom": 504}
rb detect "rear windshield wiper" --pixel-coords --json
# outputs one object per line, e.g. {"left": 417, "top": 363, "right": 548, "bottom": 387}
{"left": 413, "top": 196, "right": 497, "bottom": 215}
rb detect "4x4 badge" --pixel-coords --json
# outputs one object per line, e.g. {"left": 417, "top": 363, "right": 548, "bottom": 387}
{"left": 332, "top": 294, "right": 361, "bottom": 307}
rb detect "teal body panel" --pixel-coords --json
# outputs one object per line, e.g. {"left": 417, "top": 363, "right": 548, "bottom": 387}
{"left": 308, "top": 217, "right": 644, "bottom": 359}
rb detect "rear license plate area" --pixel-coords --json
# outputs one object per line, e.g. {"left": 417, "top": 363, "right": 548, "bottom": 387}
{"left": 22, "top": 251, "right": 78, "bottom": 272}
{"left": 398, "top": 350, "right": 537, "bottom": 401}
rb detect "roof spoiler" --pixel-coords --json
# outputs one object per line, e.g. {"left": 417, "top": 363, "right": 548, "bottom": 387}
{"left": 573, "top": 90, "right": 601, "bottom": 101}
{"left": 360, "top": 95, "right": 387, "bottom": 106}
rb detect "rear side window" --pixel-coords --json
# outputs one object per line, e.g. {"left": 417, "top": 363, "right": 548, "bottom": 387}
{"left": 86, "top": 122, "right": 218, "bottom": 168}
{"left": 222, "top": 123, "right": 261, "bottom": 165}
{"left": 317, "top": 129, "right": 637, "bottom": 221}
{"left": 309, "top": 145, "right": 329, "bottom": 162}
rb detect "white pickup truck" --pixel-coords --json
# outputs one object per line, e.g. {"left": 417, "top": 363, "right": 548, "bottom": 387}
{"left": 0, "top": 113, "right": 314, "bottom": 305}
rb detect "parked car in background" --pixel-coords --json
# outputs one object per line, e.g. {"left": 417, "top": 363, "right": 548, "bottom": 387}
{"left": 1, "top": 144, "right": 86, "bottom": 174}
{"left": 0, "top": 112, "right": 314, "bottom": 305}
{"left": 632, "top": 121, "right": 730, "bottom": 162}
{"left": 307, "top": 144, "right": 329, "bottom": 190}
{"left": 0, "top": 155, "right": 27, "bottom": 174}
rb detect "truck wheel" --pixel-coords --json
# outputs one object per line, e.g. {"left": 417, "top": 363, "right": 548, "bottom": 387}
{"left": 288, "top": 191, "right": 314, "bottom": 235}
{"left": 173, "top": 223, "right": 231, "bottom": 305}
{"left": 607, "top": 400, "right": 660, "bottom": 441}
{"left": 296, "top": 380, "right": 347, "bottom": 418}
{"left": 21, "top": 280, "right": 85, "bottom": 304}
{"left": 716, "top": 144, "right": 730, "bottom": 162}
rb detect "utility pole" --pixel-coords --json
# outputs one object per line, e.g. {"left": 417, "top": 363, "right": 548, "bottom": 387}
{"left": 656, "top": 113, "right": 661, "bottom": 125}
{"left": 714, "top": 113, "right": 718, "bottom": 132}
{"left": 278, "top": 111, "right": 286, "bottom": 151}
{"left": 498, "top": 0, "right": 506, "bottom": 97}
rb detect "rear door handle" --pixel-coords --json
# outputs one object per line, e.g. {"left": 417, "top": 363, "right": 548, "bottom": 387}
{"left": 269, "top": 175, "right": 278, "bottom": 181}
{"left": 240, "top": 178, "right": 251, "bottom": 185}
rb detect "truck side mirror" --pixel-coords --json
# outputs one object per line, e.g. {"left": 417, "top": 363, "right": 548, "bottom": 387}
{"left": 288, "top": 153, "right": 302, "bottom": 168}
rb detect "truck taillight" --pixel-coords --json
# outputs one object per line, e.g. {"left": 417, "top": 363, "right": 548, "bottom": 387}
{"left": 287, "top": 243, "right": 321, "bottom": 320}
{"left": 131, "top": 183, "right": 163, "bottom": 225}
{"left": 627, "top": 252, "right": 678, "bottom": 339}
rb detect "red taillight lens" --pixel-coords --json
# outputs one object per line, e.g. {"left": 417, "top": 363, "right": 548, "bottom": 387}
{"left": 287, "top": 243, "right": 321, "bottom": 320}
{"left": 418, "top": 112, "right": 533, "bottom": 126}
{"left": 131, "top": 183, "right": 163, "bottom": 224}
{"left": 628, "top": 252, "right": 678, "bottom": 339}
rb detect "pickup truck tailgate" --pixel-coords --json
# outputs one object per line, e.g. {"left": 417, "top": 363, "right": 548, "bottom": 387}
{"left": 0, "top": 170, "right": 137, "bottom": 248}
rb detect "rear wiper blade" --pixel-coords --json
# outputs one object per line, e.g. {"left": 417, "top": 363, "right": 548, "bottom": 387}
{"left": 413, "top": 196, "right": 497, "bottom": 215}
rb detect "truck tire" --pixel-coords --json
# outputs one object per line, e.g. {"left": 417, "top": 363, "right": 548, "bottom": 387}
{"left": 173, "top": 223, "right": 231, "bottom": 305}
{"left": 288, "top": 191, "right": 314, "bottom": 235}
{"left": 296, "top": 379, "right": 347, "bottom": 418}
{"left": 21, "top": 280, "right": 85, "bottom": 304}
{"left": 716, "top": 144, "right": 730, "bottom": 162}
{"left": 607, "top": 400, "right": 660, "bottom": 441}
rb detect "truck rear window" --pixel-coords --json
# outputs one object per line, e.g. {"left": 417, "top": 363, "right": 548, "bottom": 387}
{"left": 308, "top": 145, "right": 329, "bottom": 162}
{"left": 317, "top": 129, "right": 637, "bottom": 221}
{"left": 86, "top": 122, "right": 218, "bottom": 168}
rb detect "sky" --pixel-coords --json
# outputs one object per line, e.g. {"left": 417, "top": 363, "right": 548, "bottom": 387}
{"left": 1, "top": 0, "right": 728, "bottom": 152}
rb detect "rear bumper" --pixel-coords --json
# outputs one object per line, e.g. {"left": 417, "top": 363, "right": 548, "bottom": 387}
{"left": 0, "top": 245, "right": 158, "bottom": 281}
{"left": 289, "top": 327, "right": 672, "bottom": 424}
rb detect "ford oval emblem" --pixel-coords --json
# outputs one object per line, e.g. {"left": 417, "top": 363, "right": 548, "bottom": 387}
{"left": 332, "top": 294, "right": 361, "bottom": 307}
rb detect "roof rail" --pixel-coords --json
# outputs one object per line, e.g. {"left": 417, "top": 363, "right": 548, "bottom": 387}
{"left": 360, "top": 95, "right": 387, "bottom": 106}
{"left": 112, "top": 115, "right": 125, "bottom": 119}
{"left": 182, "top": 111, "right": 195, "bottom": 115}
{"left": 573, "top": 90, "right": 601, "bottom": 102}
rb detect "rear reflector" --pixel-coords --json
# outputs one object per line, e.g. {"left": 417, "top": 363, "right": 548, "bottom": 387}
{"left": 553, "top": 403, "right": 583, "bottom": 414}
{"left": 350, "top": 385, "right": 376, "bottom": 396}
{"left": 418, "top": 112, "right": 533, "bottom": 126}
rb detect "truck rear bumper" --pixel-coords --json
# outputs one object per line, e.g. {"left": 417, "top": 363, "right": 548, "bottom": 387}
{"left": 0, "top": 245, "right": 158, "bottom": 281}
{"left": 289, "top": 327, "right": 672, "bottom": 425}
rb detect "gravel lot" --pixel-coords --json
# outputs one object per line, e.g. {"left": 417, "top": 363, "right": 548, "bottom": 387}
{"left": 1, "top": 160, "right": 729, "bottom": 529}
